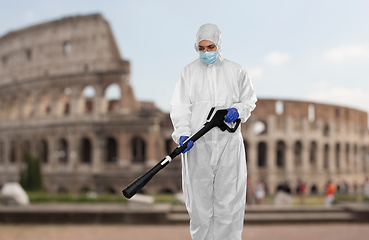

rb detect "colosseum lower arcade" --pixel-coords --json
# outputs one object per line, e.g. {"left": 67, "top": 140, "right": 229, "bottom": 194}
{"left": 0, "top": 14, "right": 368, "bottom": 196}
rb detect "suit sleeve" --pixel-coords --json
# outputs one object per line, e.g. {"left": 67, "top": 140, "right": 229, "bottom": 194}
{"left": 170, "top": 67, "right": 192, "bottom": 144}
{"left": 232, "top": 68, "right": 257, "bottom": 123}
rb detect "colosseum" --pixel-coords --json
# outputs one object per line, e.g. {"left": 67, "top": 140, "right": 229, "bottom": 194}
{"left": 0, "top": 14, "right": 368, "bottom": 196}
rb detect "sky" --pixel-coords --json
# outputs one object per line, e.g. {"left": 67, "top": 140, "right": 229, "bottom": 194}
{"left": 1, "top": 0, "right": 369, "bottom": 115}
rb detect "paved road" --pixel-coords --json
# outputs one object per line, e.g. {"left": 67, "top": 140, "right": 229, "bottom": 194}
{"left": 1, "top": 224, "right": 369, "bottom": 240}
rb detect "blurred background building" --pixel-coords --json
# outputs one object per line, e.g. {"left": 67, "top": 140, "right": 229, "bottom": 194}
{"left": 0, "top": 14, "right": 368, "bottom": 196}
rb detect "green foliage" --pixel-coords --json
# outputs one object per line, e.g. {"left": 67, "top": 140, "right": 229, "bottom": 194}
{"left": 27, "top": 191, "right": 128, "bottom": 203}
{"left": 20, "top": 153, "right": 44, "bottom": 192}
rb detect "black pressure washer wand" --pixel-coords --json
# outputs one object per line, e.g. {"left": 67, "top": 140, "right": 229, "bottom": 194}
{"left": 122, "top": 107, "right": 241, "bottom": 199}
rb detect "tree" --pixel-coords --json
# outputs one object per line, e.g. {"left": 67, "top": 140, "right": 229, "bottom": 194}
{"left": 20, "top": 153, "right": 44, "bottom": 192}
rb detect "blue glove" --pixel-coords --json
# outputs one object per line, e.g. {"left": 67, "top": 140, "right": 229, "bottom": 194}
{"left": 224, "top": 108, "right": 239, "bottom": 123}
{"left": 179, "top": 136, "right": 194, "bottom": 153}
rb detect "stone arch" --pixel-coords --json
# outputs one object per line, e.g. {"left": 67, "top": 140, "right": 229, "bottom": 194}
{"left": 336, "top": 143, "right": 341, "bottom": 170}
{"left": 309, "top": 141, "right": 317, "bottom": 167}
{"left": 106, "top": 137, "right": 118, "bottom": 163}
{"left": 323, "top": 124, "right": 330, "bottom": 137}
{"left": 82, "top": 85, "right": 96, "bottom": 114}
{"left": 104, "top": 83, "right": 122, "bottom": 113}
{"left": 9, "top": 140, "right": 16, "bottom": 163}
{"left": 37, "top": 139, "right": 48, "bottom": 163}
{"left": 0, "top": 98, "right": 6, "bottom": 122}
{"left": 258, "top": 142, "right": 267, "bottom": 167}
{"left": 276, "top": 141, "right": 286, "bottom": 168}
{"left": 80, "top": 137, "right": 92, "bottom": 163}
{"left": 294, "top": 141, "right": 302, "bottom": 167}
{"left": 57, "top": 138, "right": 68, "bottom": 164}
{"left": 132, "top": 136, "right": 146, "bottom": 163}
{"left": 362, "top": 145, "right": 368, "bottom": 172}
{"left": 63, "top": 41, "right": 71, "bottom": 55}
{"left": 38, "top": 91, "right": 52, "bottom": 117}
{"left": 9, "top": 96, "right": 19, "bottom": 120}
{"left": 310, "top": 185, "right": 318, "bottom": 194}
{"left": 0, "top": 141, "right": 4, "bottom": 164}
{"left": 345, "top": 143, "right": 350, "bottom": 171}
{"left": 56, "top": 87, "right": 72, "bottom": 116}
{"left": 354, "top": 144, "right": 358, "bottom": 169}
{"left": 23, "top": 93, "right": 34, "bottom": 119}
{"left": 323, "top": 144, "right": 329, "bottom": 170}
{"left": 22, "top": 140, "right": 31, "bottom": 163}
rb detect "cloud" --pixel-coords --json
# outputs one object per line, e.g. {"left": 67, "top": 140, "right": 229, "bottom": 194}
{"left": 323, "top": 45, "right": 369, "bottom": 65}
{"left": 263, "top": 51, "right": 291, "bottom": 66}
{"left": 247, "top": 67, "right": 263, "bottom": 79}
{"left": 305, "top": 82, "right": 369, "bottom": 113}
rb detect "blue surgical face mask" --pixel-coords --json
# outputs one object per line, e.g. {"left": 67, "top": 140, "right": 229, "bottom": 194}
{"left": 199, "top": 50, "right": 218, "bottom": 64}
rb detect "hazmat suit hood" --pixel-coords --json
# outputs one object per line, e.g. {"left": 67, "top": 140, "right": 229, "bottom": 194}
{"left": 194, "top": 23, "right": 223, "bottom": 62}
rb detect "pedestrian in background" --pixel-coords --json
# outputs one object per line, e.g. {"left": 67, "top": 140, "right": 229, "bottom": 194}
{"left": 325, "top": 180, "right": 336, "bottom": 208}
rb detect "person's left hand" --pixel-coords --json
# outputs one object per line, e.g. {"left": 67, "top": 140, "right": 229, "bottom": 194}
{"left": 224, "top": 108, "right": 239, "bottom": 123}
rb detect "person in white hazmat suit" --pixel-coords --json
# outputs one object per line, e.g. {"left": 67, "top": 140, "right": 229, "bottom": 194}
{"left": 170, "top": 23, "right": 257, "bottom": 240}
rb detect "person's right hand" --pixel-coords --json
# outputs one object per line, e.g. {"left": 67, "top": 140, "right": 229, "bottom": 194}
{"left": 179, "top": 136, "right": 194, "bottom": 153}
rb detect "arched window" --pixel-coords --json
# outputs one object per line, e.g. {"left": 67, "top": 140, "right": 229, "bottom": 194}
{"left": 308, "top": 104, "right": 315, "bottom": 122}
{"left": 0, "top": 141, "right": 3, "bottom": 164}
{"left": 10, "top": 141, "right": 16, "bottom": 163}
{"left": 38, "top": 139, "right": 48, "bottom": 163}
{"left": 104, "top": 84, "right": 121, "bottom": 112}
{"left": 294, "top": 141, "right": 302, "bottom": 166}
{"left": 23, "top": 140, "right": 31, "bottom": 163}
{"left": 80, "top": 138, "right": 92, "bottom": 163}
{"left": 354, "top": 144, "right": 358, "bottom": 169}
{"left": 64, "top": 41, "right": 71, "bottom": 55}
{"left": 362, "top": 146, "right": 368, "bottom": 172}
{"left": 57, "top": 139, "right": 68, "bottom": 164}
{"left": 62, "top": 88, "right": 72, "bottom": 115}
{"left": 310, "top": 185, "right": 318, "bottom": 195}
{"left": 323, "top": 124, "right": 330, "bottom": 137}
{"left": 23, "top": 93, "right": 34, "bottom": 119}
{"left": 132, "top": 137, "right": 146, "bottom": 163}
{"left": 276, "top": 141, "right": 286, "bottom": 168}
{"left": 275, "top": 100, "right": 284, "bottom": 115}
{"left": 324, "top": 144, "right": 329, "bottom": 170}
{"left": 345, "top": 144, "right": 350, "bottom": 171}
{"left": 310, "top": 141, "right": 317, "bottom": 167}
{"left": 10, "top": 97, "right": 19, "bottom": 120}
{"left": 258, "top": 142, "right": 267, "bottom": 167}
{"left": 39, "top": 92, "right": 51, "bottom": 116}
{"left": 82, "top": 85, "right": 96, "bottom": 114}
{"left": 336, "top": 143, "right": 341, "bottom": 170}
{"left": 106, "top": 137, "right": 118, "bottom": 163}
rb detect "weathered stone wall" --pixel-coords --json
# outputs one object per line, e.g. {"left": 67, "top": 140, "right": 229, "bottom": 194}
{"left": 244, "top": 99, "right": 369, "bottom": 195}
{"left": 0, "top": 14, "right": 179, "bottom": 195}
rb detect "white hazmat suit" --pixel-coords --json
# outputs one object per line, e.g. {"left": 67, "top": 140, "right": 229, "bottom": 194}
{"left": 170, "top": 24, "right": 257, "bottom": 240}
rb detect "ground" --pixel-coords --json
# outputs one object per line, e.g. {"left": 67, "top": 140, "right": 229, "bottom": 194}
{"left": 0, "top": 224, "right": 368, "bottom": 240}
